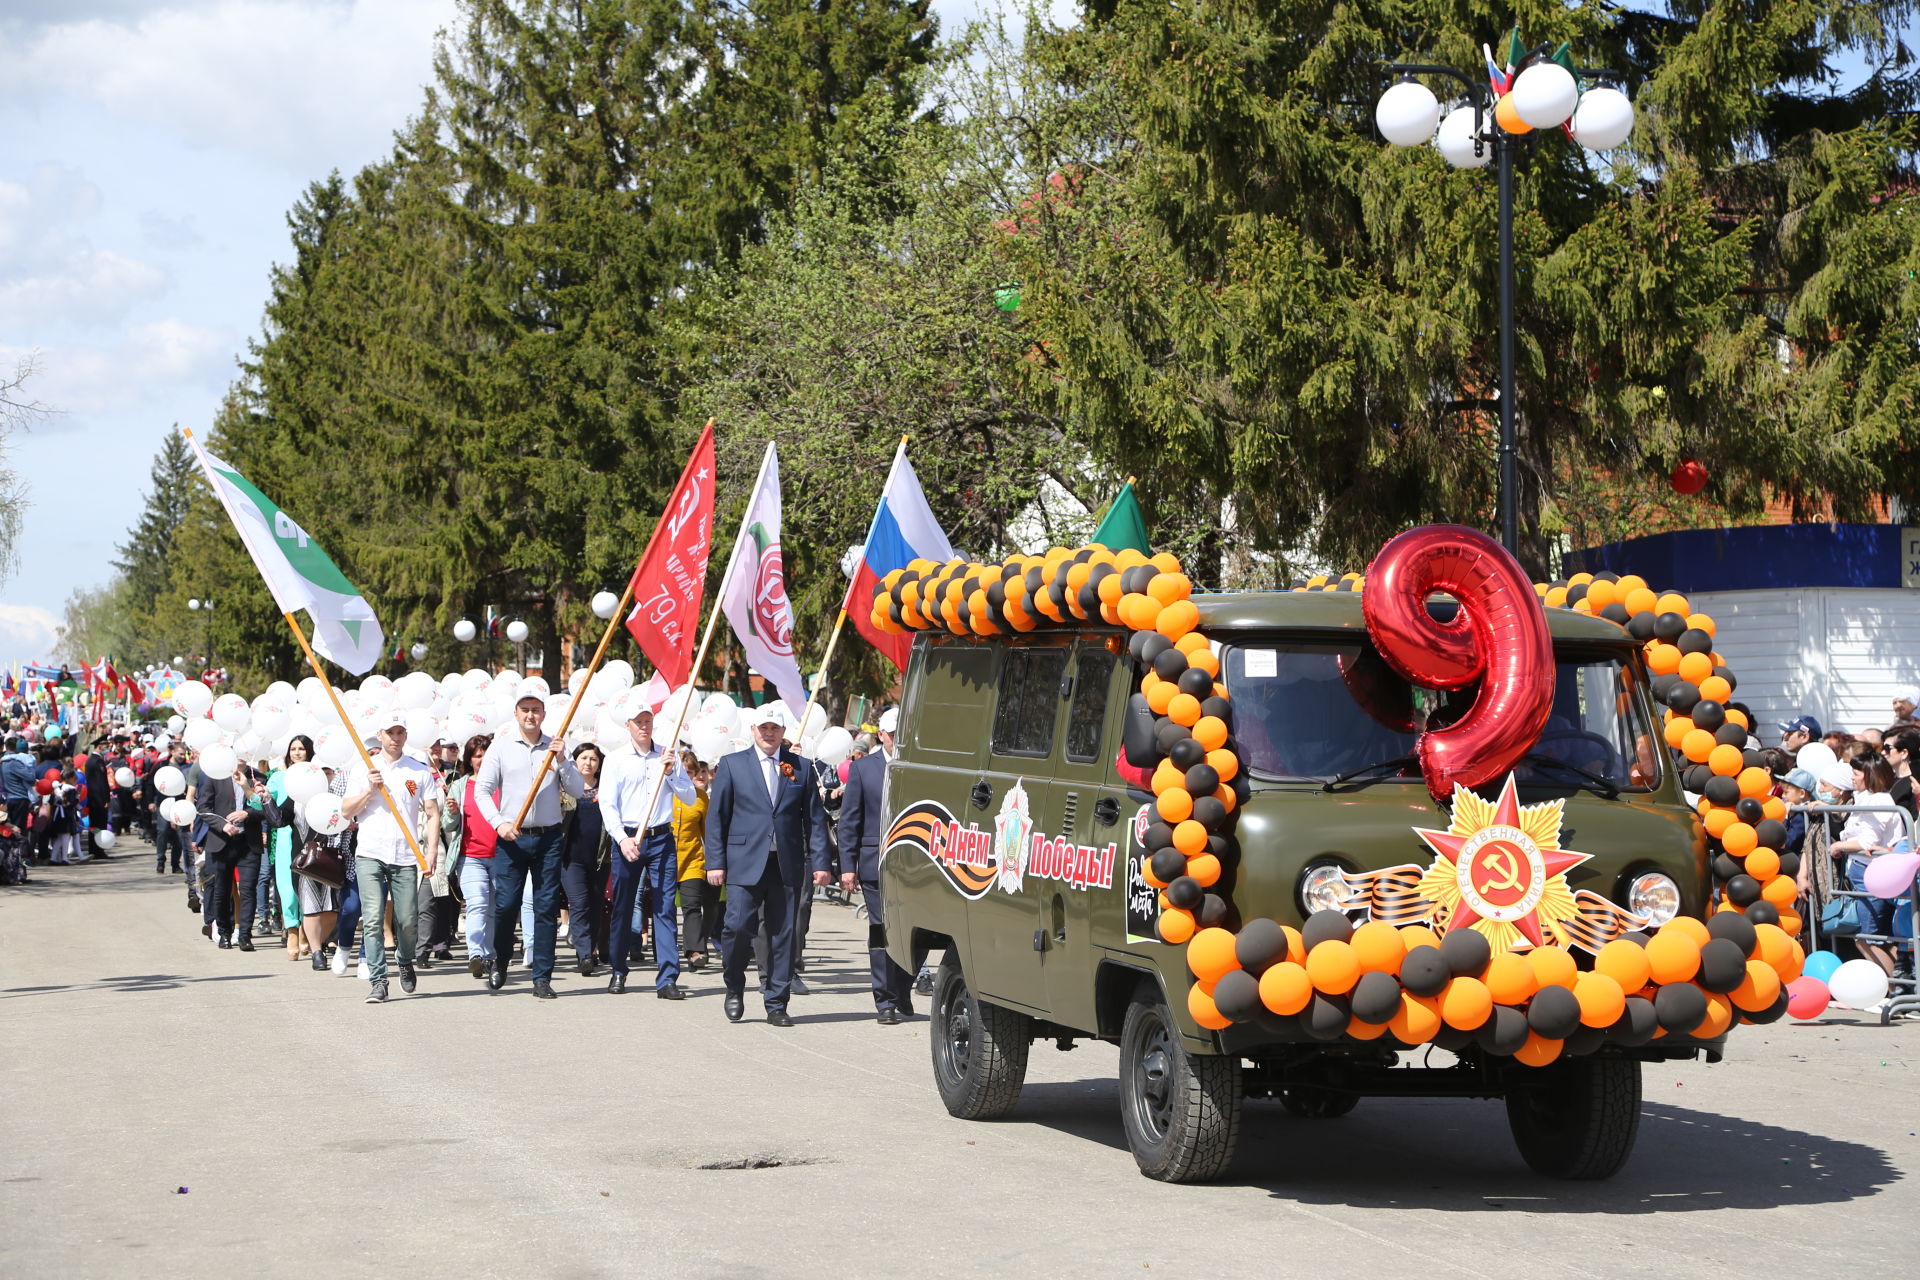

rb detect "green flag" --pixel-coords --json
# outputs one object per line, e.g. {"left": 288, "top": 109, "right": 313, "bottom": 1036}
{"left": 1091, "top": 480, "right": 1150, "bottom": 552}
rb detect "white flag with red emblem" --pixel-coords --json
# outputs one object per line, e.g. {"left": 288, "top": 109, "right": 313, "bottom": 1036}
{"left": 718, "top": 443, "right": 805, "bottom": 711}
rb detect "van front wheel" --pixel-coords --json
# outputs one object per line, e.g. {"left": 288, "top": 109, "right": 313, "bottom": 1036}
{"left": 1118, "top": 985, "right": 1241, "bottom": 1182}
{"left": 930, "top": 955, "right": 1030, "bottom": 1119}
{"left": 1505, "top": 1055, "right": 1641, "bottom": 1179}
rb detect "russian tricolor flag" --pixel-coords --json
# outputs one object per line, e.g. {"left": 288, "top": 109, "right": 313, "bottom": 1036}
{"left": 844, "top": 442, "right": 954, "bottom": 671}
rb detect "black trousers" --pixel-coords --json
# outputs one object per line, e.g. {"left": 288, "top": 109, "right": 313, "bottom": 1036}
{"left": 204, "top": 847, "right": 260, "bottom": 940}
{"left": 559, "top": 845, "right": 608, "bottom": 964}
{"left": 721, "top": 858, "right": 800, "bottom": 1011}
{"left": 415, "top": 886, "right": 458, "bottom": 955}
{"left": 861, "top": 880, "right": 915, "bottom": 1012}
{"left": 677, "top": 877, "right": 717, "bottom": 954}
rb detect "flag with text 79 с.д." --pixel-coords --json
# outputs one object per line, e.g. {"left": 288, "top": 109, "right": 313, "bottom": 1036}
{"left": 625, "top": 421, "right": 717, "bottom": 689}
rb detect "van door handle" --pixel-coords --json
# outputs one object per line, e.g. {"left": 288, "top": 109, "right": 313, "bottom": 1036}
{"left": 970, "top": 781, "right": 993, "bottom": 810}
{"left": 1093, "top": 797, "right": 1120, "bottom": 827}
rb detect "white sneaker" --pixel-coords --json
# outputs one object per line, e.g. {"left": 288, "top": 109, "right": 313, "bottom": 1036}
{"left": 1861, "top": 999, "right": 1887, "bottom": 1017}
{"left": 331, "top": 949, "right": 347, "bottom": 977}
{"left": 357, "top": 959, "right": 371, "bottom": 982}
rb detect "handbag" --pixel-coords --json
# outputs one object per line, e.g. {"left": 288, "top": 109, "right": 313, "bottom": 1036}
{"left": 292, "top": 831, "right": 345, "bottom": 888}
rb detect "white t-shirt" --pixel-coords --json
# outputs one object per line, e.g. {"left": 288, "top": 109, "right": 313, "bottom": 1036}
{"left": 347, "top": 752, "right": 442, "bottom": 866}
{"left": 1839, "top": 791, "right": 1904, "bottom": 855}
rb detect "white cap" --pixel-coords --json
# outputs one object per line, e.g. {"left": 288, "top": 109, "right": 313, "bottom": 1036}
{"left": 1820, "top": 761, "right": 1856, "bottom": 793}
{"left": 747, "top": 700, "right": 789, "bottom": 729}
{"left": 877, "top": 707, "right": 899, "bottom": 735}
{"left": 1898, "top": 687, "right": 1920, "bottom": 707}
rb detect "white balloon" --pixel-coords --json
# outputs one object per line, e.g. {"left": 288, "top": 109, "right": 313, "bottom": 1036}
{"left": 265, "top": 680, "right": 297, "bottom": 701}
{"left": 812, "top": 726, "right": 855, "bottom": 768}
{"left": 252, "top": 706, "right": 291, "bottom": 740}
{"left": 296, "top": 676, "right": 329, "bottom": 710}
{"left": 1796, "top": 743, "right": 1838, "bottom": 775}
{"left": 1569, "top": 85, "right": 1635, "bottom": 150}
{"left": 183, "top": 719, "right": 222, "bottom": 750}
{"left": 395, "top": 673, "right": 437, "bottom": 709}
{"left": 439, "top": 671, "right": 465, "bottom": 694}
{"left": 568, "top": 666, "right": 590, "bottom": 695}
{"left": 593, "top": 709, "right": 630, "bottom": 751}
{"left": 231, "top": 731, "right": 265, "bottom": 761}
{"left": 685, "top": 721, "right": 732, "bottom": 765}
{"left": 361, "top": 674, "right": 393, "bottom": 696}
{"left": 198, "top": 744, "right": 238, "bottom": 779}
{"left": 114, "top": 767, "right": 137, "bottom": 788}
{"left": 1434, "top": 104, "right": 1490, "bottom": 169}
{"left": 701, "top": 692, "right": 737, "bottom": 717}
{"left": 284, "top": 761, "right": 327, "bottom": 803}
{"left": 1375, "top": 79, "right": 1440, "bottom": 146}
{"left": 591, "top": 590, "right": 620, "bottom": 620}
{"left": 598, "top": 659, "right": 634, "bottom": 690}
{"left": 1828, "top": 958, "right": 1891, "bottom": 1009}
{"left": 463, "top": 668, "right": 492, "bottom": 690}
{"left": 795, "top": 702, "right": 829, "bottom": 751}
{"left": 316, "top": 729, "right": 357, "bottom": 768}
{"left": 166, "top": 714, "right": 187, "bottom": 734}
{"left": 174, "top": 680, "right": 213, "bottom": 717}
{"left": 94, "top": 829, "right": 117, "bottom": 850}
{"left": 491, "top": 669, "right": 521, "bottom": 690}
{"left": 165, "top": 797, "right": 194, "bottom": 826}
{"left": 212, "top": 694, "right": 252, "bottom": 734}
{"left": 155, "top": 765, "right": 186, "bottom": 796}
{"left": 1510, "top": 61, "right": 1579, "bottom": 130}
{"left": 304, "top": 793, "right": 349, "bottom": 836}
{"left": 153, "top": 734, "right": 173, "bottom": 750}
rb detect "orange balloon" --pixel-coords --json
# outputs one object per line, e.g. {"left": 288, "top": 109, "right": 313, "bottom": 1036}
{"left": 1645, "top": 931, "right": 1701, "bottom": 985}
{"left": 1697, "top": 675, "right": 1732, "bottom": 704}
{"left": 1352, "top": 921, "right": 1407, "bottom": 975}
{"left": 1484, "top": 951, "right": 1538, "bottom": 1005}
{"left": 1585, "top": 580, "right": 1618, "bottom": 610}
{"left": 1167, "top": 693, "right": 1202, "bottom": 727}
{"left": 1259, "top": 961, "right": 1313, "bottom": 1015}
{"left": 1528, "top": 945, "right": 1579, "bottom": 991}
{"left": 1545, "top": 586, "right": 1569, "bottom": 608}
{"left": 1127, "top": 595, "right": 1162, "bottom": 632}
{"left": 1574, "top": 971, "right": 1627, "bottom": 1027}
{"left": 1213, "top": 785, "right": 1237, "bottom": 815}
{"left": 1646, "top": 643, "right": 1682, "bottom": 675}
{"left": 1678, "top": 652, "right": 1714, "bottom": 685}
{"left": 1142, "top": 861, "right": 1170, "bottom": 891}
{"left": 1147, "top": 573, "right": 1192, "bottom": 606}
{"left": 1152, "top": 759, "right": 1182, "bottom": 793}
{"left": 1703, "top": 807, "right": 1736, "bottom": 839}
{"left": 1156, "top": 787, "right": 1193, "bottom": 823}
{"left": 1187, "top": 928, "right": 1240, "bottom": 985}
{"left": 1158, "top": 907, "right": 1196, "bottom": 945}
{"left": 1595, "top": 938, "right": 1651, "bottom": 993}
{"left": 1146, "top": 680, "right": 1177, "bottom": 715}
{"left": 1762, "top": 796, "right": 1787, "bottom": 822}
{"left": 1776, "top": 906, "right": 1803, "bottom": 937}
{"left": 1694, "top": 991, "right": 1733, "bottom": 1039}
{"left": 1655, "top": 592, "right": 1690, "bottom": 617}
{"left": 1707, "top": 743, "right": 1745, "bottom": 777}
{"left": 1664, "top": 916, "right": 1711, "bottom": 947}
{"left": 1514, "top": 1032, "right": 1563, "bottom": 1067}
{"left": 1681, "top": 730, "right": 1718, "bottom": 764}
{"left": 1399, "top": 924, "right": 1442, "bottom": 953}
{"left": 1617, "top": 574, "right": 1649, "bottom": 596}
{"left": 1438, "top": 976, "right": 1493, "bottom": 1030}
{"left": 1282, "top": 925, "right": 1306, "bottom": 966}
{"left": 1623, "top": 587, "right": 1658, "bottom": 615}
{"left": 1569, "top": 572, "right": 1595, "bottom": 587}
{"left": 1721, "top": 822, "right": 1758, "bottom": 857}
{"left": 1753, "top": 923, "right": 1792, "bottom": 975}
{"left": 1156, "top": 600, "right": 1200, "bottom": 640}
{"left": 1688, "top": 612, "right": 1717, "bottom": 638}
{"left": 1745, "top": 846, "right": 1780, "bottom": 881}
{"left": 1725, "top": 707, "right": 1749, "bottom": 730}
{"left": 1172, "top": 820, "right": 1208, "bottom": 857}
{"left": 1187, "top": 649, "right": 1221, "bottom": 678}
{"left": 1187, "top": 980, "right": 1234, "bottom": 1030}
{"left": 1762, "top": 873, "right": 1798, "bottom": 908}
{"left": 1192, "top": 717, "right": 1229, "bottom": 751}
{"left": 1494, "top": 94, "right": 1535, "bottom": 135}
{"left": 1663, "top": 718, "right": 1692, "bottom": 750}
{"left": 1186, "top": 853, "right": 1222, "bottom": 887}
{"left": 1347, "top": 1016, "right": 1391, "bottom": 1040}
{"left": 1389, "top": 993, "right": 1443, "bottom": 1045}
{"left": 1175, "top": 631, "right": 1210, "bottom": 655}
{"left": 1304, "top": 940, "right": 1361, "bottom": 995}
{"left": 1738, "top": 767, "right": 1773, "bottom": 799}
{"left": 1150, "top": 552, "right": 1182, "bottom": 574}
{"left": 1206, "top": 748, "right": 1238, "bottom": 782}
{"left": 1731, "top": 960, "right": 1782, "bottom": 1013}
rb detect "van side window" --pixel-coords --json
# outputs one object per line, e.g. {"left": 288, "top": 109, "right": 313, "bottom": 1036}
{"left": 1065, "top": 646, "right": 1117, "bottom": 763}
{"left": 992, "top": 647, "right": 1068, "bottom": 758}
{"left": 914, "top": 644, "right": 995, "bottom": 756}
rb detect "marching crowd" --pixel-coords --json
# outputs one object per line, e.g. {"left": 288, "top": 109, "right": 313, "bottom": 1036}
{"left": 1, "top": 693, "right": 923, "bottom": 1022}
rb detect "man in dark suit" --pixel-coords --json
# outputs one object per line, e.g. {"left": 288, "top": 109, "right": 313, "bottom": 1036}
{"left": 194, "top": 759, "right": 267, "bottom": 950}
{"left": 837, "top": 707, "right": 915, "bottom": 1023}
{"left": 705, "top": 702, "right": 831, "bottom": 1027}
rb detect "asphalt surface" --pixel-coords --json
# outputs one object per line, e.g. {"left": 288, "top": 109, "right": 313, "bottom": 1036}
{"left": 2, "top": 841, "right": 1915, "bottom": 1279}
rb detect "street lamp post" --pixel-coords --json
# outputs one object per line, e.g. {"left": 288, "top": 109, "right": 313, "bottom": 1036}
{"left": 1375, "top": 43, "right": 1635, "bottom": 555}
{"left": 187, "top": 597, "right": 215, "bottom": 674}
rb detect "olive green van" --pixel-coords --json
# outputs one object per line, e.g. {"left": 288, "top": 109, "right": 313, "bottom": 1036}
{"left": 880, "top": 590, "right": 1710, "bottom": 1182}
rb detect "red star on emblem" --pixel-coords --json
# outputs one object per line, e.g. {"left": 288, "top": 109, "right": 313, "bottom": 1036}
{"left": 1412, "top": 775, "right": 1592, "bottom": 947}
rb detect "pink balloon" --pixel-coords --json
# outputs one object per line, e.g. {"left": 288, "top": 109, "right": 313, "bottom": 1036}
{"left": 1785, "top": 975, "right": 1831, "bottom": 1020}
{"left": 1863, "top": 852, "right": 1920, "bottom": 900}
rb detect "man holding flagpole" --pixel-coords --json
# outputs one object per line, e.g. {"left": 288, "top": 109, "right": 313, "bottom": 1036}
{"left": 475, "top": 694, "right": 586, "bottom": 999}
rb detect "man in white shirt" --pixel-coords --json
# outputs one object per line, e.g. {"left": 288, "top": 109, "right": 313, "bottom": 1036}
{"left": 342, "top": 715, "right": 443, "bottom": 1004}
{"left": 474, "top": 692, "right": 585, "bottom": 999}
{"left": 598, "top": 705, "right": 696, "bottom": 996}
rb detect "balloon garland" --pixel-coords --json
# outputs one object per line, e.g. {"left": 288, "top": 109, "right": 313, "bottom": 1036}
{"left": 867, "top": 540, "right": 1803, "bottom": 1065}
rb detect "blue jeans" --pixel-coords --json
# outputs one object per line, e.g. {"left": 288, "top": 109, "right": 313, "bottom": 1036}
{"left": 1850, "top": 858, "right": 1900, "bottom": 937}
{"left": 459, "top": 856, "right": 496, "bottom": 963}
{"left": 355, "top": 858, "right": 418, "bottom": 984}
{"left": 491, "top": 827, "right": 563, "bottom": 981}
{"left": 608, "top": 828, "right": 678, "bottom": 988}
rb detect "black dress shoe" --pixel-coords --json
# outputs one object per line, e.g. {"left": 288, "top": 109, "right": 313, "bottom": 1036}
{"left": 578, "top": 955, "right": 596, "bottom": 977}
{"left": 487, "top": 962, "right": 507, "bottom": 991}
{"left": 724, "top": 992, "right": 744, "bottom": 1022}
{"left": 877, "top": 1009, "right": 901, "bottom": 1025}
{"left": 607, "top": 973, "right": 627, "bottom": 994}
{"left": 531, "top": 979, "right": 557, "bottom": 1000}
{"left": 217, "top": 936, "right": 232, "bottom": 949}
{"left": 656, "top": 984, "right": 686, "bottom": 1000}
{"left": 896, "top": 1003, "right": 916, "bottom": 1019}
{"left": 766, "top": 1009, "right": 794, "bottom": 1028}
{"left": 416, "top": 953, "right": 433, "bottom": 969}
{"left": 237, "top": 937, "right": 255, "bottom": 953}
{"left": 187, "top": 897, "right": 200, "bottom": 912}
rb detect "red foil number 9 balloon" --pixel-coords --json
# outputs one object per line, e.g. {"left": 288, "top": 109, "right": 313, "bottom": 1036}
{"left": 1362, "top": 525, "right": 1554, "bottom": 801}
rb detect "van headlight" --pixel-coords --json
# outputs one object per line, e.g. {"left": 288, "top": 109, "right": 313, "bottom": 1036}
{"left": 1626, "top": 871, "right": 1681, "bottom": 927}
{"left": 1298, "top": 863, "right": 1352, "bottom": 916}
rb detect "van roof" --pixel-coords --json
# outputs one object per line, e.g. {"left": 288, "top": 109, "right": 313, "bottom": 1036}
{"left": 1192, "top": 589, "right": 1635, "bottom": 644}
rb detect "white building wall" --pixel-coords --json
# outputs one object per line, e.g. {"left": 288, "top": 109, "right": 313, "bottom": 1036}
{"left": 1683, "top": 588, "right": 1920, "bottom": 744}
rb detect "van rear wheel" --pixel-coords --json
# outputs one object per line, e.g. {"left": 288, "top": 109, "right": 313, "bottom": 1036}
{"left": 930, "top": 954, "right": 1030, "bottom": 1119}
{"left": 1505, "top": 1055, "right": 1641, "bottom": 1179}
{"left": 1118, "top": 985, "right": 1241, "bottom": 1182}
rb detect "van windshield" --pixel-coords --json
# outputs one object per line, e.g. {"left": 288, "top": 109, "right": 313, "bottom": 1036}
{"left": 1222, "top": 641, "right": 1660, "bottom": 790}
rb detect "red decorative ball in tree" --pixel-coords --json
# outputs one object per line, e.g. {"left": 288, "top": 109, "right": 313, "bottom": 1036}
{"left": 1671, "top": 458, "right": 1708, "bottom": 495}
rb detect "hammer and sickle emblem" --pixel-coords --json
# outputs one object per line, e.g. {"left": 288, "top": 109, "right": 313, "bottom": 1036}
{"left": 1476, "top": 846, "right": 1522, "bottom": 895}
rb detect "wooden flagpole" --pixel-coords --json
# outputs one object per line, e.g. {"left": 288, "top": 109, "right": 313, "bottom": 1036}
{"left": 281, "top": 611, "right": 428, "bottom": 873}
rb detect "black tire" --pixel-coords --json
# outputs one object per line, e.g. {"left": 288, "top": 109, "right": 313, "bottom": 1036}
{"left": 1505, "top": 1055, "right": 1642, "bottom": 1179}
{"left": 929, "top": 954, "right": 1030, "bottom": 1119}
{"left": 1118, "top": 984, "right": 1242, "bottom": 1182}
{"left": 1278, "top": 1085, "right": 1359, "bottom": 1119}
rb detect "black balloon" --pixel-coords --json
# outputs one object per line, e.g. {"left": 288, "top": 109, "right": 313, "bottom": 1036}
{"left": 1168, "top": 736, "right": 1205, "bottom": 769}
{"left": 1440, "top": 927, "right": 1492, "bottom": 976}
{"left": 1734, "top": 797, "right": 1764, "bottom": 824}
{"left": 1350, "top": 972, "right": 1401, "bottom": 1025}
{"left": 1712, "top": 853, "right": 1742, "bottom": 882}
{"left": 1177, "top": 667, "right": 1214, "bottom": 698}
{"left": 1303, "top": 993, "right": 1351, "bottom": 1040}
{"left": 1198, "top": 894, "right": 1229, "bottom": 928}
{"left": 1431, "top": 1024, "right": 1476, "bottom": 1054}
{"left": 1712, "top": 666, "right": 1737, "bottom": 691}
{"left": 1399, "top": 946, "right": 1449, "bottom": 997}
{"left": 1691, "top": 699, "right": 1725, "bottom": 731}
{"left": 1714, "top": 723, "right": 1749, "bottom": 748}
{"left": 1746, "top": 989, "right": 1790, "bottom": 1025}
{"left": 1742, "top": 749, "right": 1770, "bottom": 771}
{"left": 1565, "top": 1024, "right": 1608, "bottom": 1057}
{"left": 1705, "top": 912, "right": 1758, "bottom": 958}
{"left": 1725, "top": 874, "right": 1761, "bottom": 907}
{"left": 1776, "top": 853, "right": 1801, "bottom": 880}
{"left": 1301, "top": 909, "right": 1353, "bottom": 950}
{"left": 1253, "top": 1008, "right": 1299, "bottom": 1039}
{"left": 1666, "top": 683, "right": 1701, "bottom": 715}
{"left": 1191, "top": 797, "right": 1227, "bottom": 829}
{"left": 1121, "top": 565, "right": 1156, "bottom": 595}
{"left": 1677, "top": 628, "right": 1714, "bottom": 655}
{"left": 1653, "top": 611, "right": 1688, "bottom": 642}
{"left": 1754, "top": 818, "right": 1787, "bottom": 850}
{"left": 1527, "top": 985, "right": 1581, "bottom": 1040}
{"left": 1566, "top": 583, "right": 1589, "bottom": 605}
{"left": 1627, "top": 613, "right": 1656, "bottom": 641}
{"left": 1140, "top": 633, "right": 1173, "bottom": 664}
{"left": 1601, "top": 602, "right": 1631, "bottom": 624}
{"left": 1744, "top": 900, "right": 1780, "bottom": 927}
{"left": 1166, "top": 876, "right": 1203, "bottom": 911}
{"left": 1704, "top": 777, "right": 1740, "bottom": 807}
{"left": 1654, "top": 982, "right": 1707, "bottom": 1033}
{"left": 1475, "top": 1005, "right": 1530, "bottom": 1055}
{"left": 1212, "top": 970, "right": 1262, "bottom": 1022}
{"left": 1234, "top": 919, "right": 1289, "bottom": 974}
{"left": 1651, "top": 673, "right": 1679, "bottom": 700}
{"left": 1200, "top": 696, "right": 1233, "bottom": 723}
{"left": 1128, "top": 629, "right": 1157, "bottom": 662}
{"left": 1683, "top": 764, "right": 1715, "bottom": 793}
{"left": 1154, "top": 648, "right": 1189, "bottom": 681}
{"left": 1155, "top": 720, "right": 1189, "bottom": 755}
{"left": 1609, "top": 997, "right": 1659, "bottom": 1046}
{"left": 1145, "top": 822, "right": 1175, "bottom": 851}
{"left": 1149, "top": 850, "right": 1186, "bottom": 884}
{"left": 1620, "top": 931, "right": 1651, "bottom": 948}
{"left": 1697, "top": 938, "right": 1748, "bottom": 992}
{"left": 1184, "top": 764, "right": 1220, "bottom": 796}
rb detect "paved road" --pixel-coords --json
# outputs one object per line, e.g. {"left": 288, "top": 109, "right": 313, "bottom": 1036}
{"left": 2, "top": 843, "right": 1914, "bottom": 1279}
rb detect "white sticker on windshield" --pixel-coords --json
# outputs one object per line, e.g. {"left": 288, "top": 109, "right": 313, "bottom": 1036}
{"left": 1243, "top": 650, "right": 1277, "bottom": 678}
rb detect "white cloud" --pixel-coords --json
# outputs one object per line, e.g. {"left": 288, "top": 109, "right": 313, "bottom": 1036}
{"left": 0, "top": 162, "right": 169, "bottom": 331}
{"left": 0, "top": 603, "right": 61, "bottom": 663}
{"left": 0, "top": 1, "right": 459, "bottom": 172}
{"left": 0, "top": 320, "right": 232, "bottom": 420}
